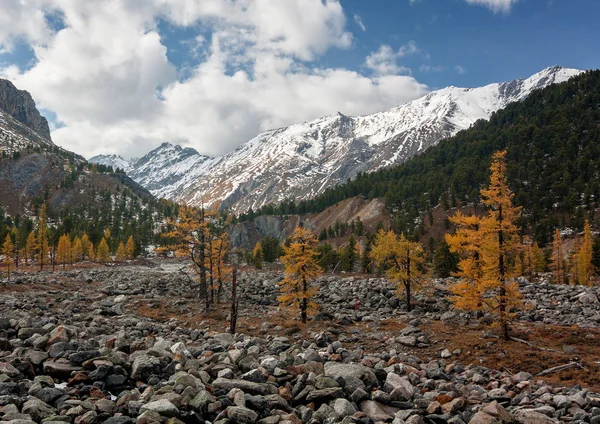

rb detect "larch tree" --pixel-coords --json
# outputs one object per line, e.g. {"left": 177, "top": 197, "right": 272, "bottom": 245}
{"left": 278, "top": 227, "right": 322, "bottom": 324}
{"left": 550, "top": 229, "right": 566, "bottom": 284}
{"left": 212, "top": 233, "right": 231, "bottom": 303}
{"left": 576, "top": 220, "right": 594, "bottom": 286}
{"left": 88, "top": 243, "right": 96, "bottom": 261}
{"left": 159, "top": 205, "right": 212, "bottom": 311}
{"left": 116, "top": 242, "right": 127, "bottom": 262}
{"left": 370, "top": 230, "right": 428, "bottom": 312}
{"left": 125, "top": 236, "right": 135, "bottom": 259}
{"left": 96, "top": 238, "right": 111, "bottom": 262}
{"left": 449, "top": 150, "right": 523, "bottom": 341}
{"left": 81, "top": 234, "right": 92, "bottom": 260}
{"left": 56, "top": 234, "right": 71, "bottom": 270}
{"left": 37, "top": 204, "right": 49, "bottom": 270}
{"left": 445, "top": 212, "right": 485, "bottom": 312}
{"left": 25, "top": 231, "right": 36, "bottom": 265}
{"left": 72, "top": 237, "right": 83, "bottom": 263}
{"left": 2, "top": 233, "right": 14, "bottom": 280}
{"left": 252, "top": 242, "right": 264, "bottom": 269}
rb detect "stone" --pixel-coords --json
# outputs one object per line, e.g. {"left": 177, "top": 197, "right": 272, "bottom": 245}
{"left": 323, "top": 362, "right": 366, "bottom": 380}
{"left": 139, "top": 400, "right": 179, "bottom": 418}
{"left": 333, "top": 398, "right": 357, "bottom": 417}
{"left": 131, "top": 355, "right": 161, "bottom": 381}
{"left": 0, "top": 362, "right": 20, "bottom": 377}
{"left": 226, "top": 406, "right": 259, "bottom": 424}
{"left": 480, "top": 401, "right": 514, "bottom": 423}
{"left": 211, "top": 378, "right": 278, "bottom": 395}
{"left": 513, "top": 409, "right": 559, "bottom": 424}
{"left": 360, "top": 400, "right": 398, "bottom": 422}
{"left": 22, "top": 399, "right": 55, "bottom": 421}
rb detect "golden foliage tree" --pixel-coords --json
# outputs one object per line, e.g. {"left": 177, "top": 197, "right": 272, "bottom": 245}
{"left": 370, "top": 230, "right": 428, "bottom": 312}
{"left": 81, "top": 234, "right": 91, "bottom": 260}
{"left": 72, "top": 237, "right": 83, "bottom": 263}
{"left": 25, "top": 231, "right": 36, "bottom": 264}
{"left": 159, "top": 205, "right": 212, "bottom": 310}
{"left": 88, "top": 243, "right": 96, "bottom": 261}
{"left": 125, "top": 236, "right": 135, "bottom": 259}
{"left": 116, "top": 241, "right": 127, "bottom": 262}
{"left": 446, "top": 213, "right": 484, "bottom": 312}
{"left": 212, "top": 233, "right": 232, "bottom": 303}
{"left": 56, "top": 234, "right": 72, "bottom": 270}
{"left": 2, "top": 233, "right": 14, "bottom": 280}
{"left": 576, "top": 220, "right": 594, "bottom": 286}
{"left": 278, "top": 227, "right": 322, "bottom": 323}
{"left": 252, "top": 242, "right": 264, "bottom": 269}
{"left": 37, "top": 204, "right": 49, "bottom": 270}
{"left": 96, "top": 238, "right": 111, "bottom": 262}
{"left": 550, "top": 229, "right": 566, "bottom": 284}
{"left": 448, "top": 150, "right": 523, "bottom": 340}
{"left": 523, "top": 239, "right": 546, "bottom": 278}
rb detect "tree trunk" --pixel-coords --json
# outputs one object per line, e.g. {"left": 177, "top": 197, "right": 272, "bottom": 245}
{"left": 498, "top": 204, "right": 509, "bottom": 341}
{"left": 301, "top": 276, "right": 308, "bottom": 324}
{"left": 405, "top": 281, "right": 412, "bottom": 312}
{"left": 230, "top": 268, "right": 237, "bottom": 334}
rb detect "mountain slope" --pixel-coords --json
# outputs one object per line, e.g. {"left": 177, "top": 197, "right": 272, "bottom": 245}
{"left": 98, "top": 66, "right": 580, "bottom": 212}
{"left": 245, "top": 69, "right": 600, "bottom": 244}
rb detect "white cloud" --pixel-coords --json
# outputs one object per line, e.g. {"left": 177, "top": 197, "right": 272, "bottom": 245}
{"left": 365, "top": 42, "right": 420, "bottom": 76}
{"left": 353, "top": 14, "right": 366, "bottom": 32}
{"left": 420, "top": 64, "right": 444, "bottom": 73}
{"left": 464, "top": 0, "right": 519, "bottom": 13}
{"left": 455, "top": 65, "right": 466, "bottom": 74}
{"left": 0, "top": 0, "right": 430, "bottom": 158}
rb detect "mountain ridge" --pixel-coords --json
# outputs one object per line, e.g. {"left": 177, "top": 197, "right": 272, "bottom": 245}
{"left": 90, "top": 66, "right": 582, "bottom": 212}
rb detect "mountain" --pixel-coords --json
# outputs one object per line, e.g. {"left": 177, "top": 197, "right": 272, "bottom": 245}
{"left": 244, "top": 69, "right": 600, "bottom": 245}
{"left": 0, "top": 79, "right": 52, "bottom": 141}
{"left": 92, "top": 66, "right": 581, "bottom": 213}
{"left": 90, "top": 142, "right": 212, "bottom": 199}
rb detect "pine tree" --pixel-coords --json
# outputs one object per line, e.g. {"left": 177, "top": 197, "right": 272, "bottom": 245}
{"left": 252, "top": 242, "right": 264, "bottom": 269}
{"left": 433, "top": 239, "right": 459, "bottom": 278}
{"left": 2, "top": 233, "right": 14, "bottom": 280}
{"left": 125, "top": 236, "right": 135, "bottom": 259}
{"left": 278, "top": 227, "right": 322, "bottom": 323}
{"left": 116, "top": 242, "right": 127, "bottom": 262}
{"left": 37, "top": 204, "right": 49, "bottom": 270}
{"left": 370, "top": 230, "right": 428, "bottom": 312}
{"left": 448, "top": 151, "right": 522, "bottom": 340}
{"left": 339, "top": 235, "right": 358, "bottom": 272}
{"left": 550, "top": 229, "right": 566, "bottom": 284}
{"left": 97, "top": 238, "right": 110, "bottom": 262}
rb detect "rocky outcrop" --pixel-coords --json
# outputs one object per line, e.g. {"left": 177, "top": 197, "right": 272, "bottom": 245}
{"left": 0, "top": 79, "right": 51, "bottom": 140}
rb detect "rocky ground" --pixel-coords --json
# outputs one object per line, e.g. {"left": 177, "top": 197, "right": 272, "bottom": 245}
{"left": 1, "top": 259, "right": 600, "bottom": 424}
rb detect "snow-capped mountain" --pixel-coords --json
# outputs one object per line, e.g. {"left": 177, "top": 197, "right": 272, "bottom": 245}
{"left": 92, "top": 66, "right": 582, "bottom": 212}
{"left": 90, "top": 142, "right": 212, "bottom": 199}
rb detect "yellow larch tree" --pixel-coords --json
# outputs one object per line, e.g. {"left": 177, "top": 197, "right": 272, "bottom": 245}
{"left": 523, "top": 239, "right": 546, "bottom": 278}
{"left": 550, "top": 229, "right": 566, "bottom": 284}
{"left": 445, "top": 213, "right": 485, "bottom": 312}
{"left": 72, "top": 237, "right": 83, "bottom": 263}
{"left": 125, "top": 236, "right": 135, "bottom": 259}
{"left": 576, "top": 220, "right": 594, "bottom": 286}
{"left": 56, "top": 234, "right": 71, "bottom": 270}
{"left": 96, "top": 238, "right": 111, "bottom": 262}
{"left": 253, "top": 241, "right": 264, "bottom": 269}
{"left": 212, "top": 233, "right": 232, "bottom": 303}
{"left": 88, "top": 242, "right": 96, "bottom": 261}
{"left": 25, "top": 231, "right": 36, "bottom": 265}
{"left": 37, "top": 204, "right": 49, "bottom": 270}
{"left": 2, "top": 233, "right": 14, "bottom": 280}
{"left": 158, "top": 205, "right": 212, "bottom": 311}
{"left": 116, "top": 241, "right": 127, "bottom": 262}
{"left": 278, "top": 227, "right": 322, "bottom": 324}
{"left": 370, "top": 230, "right": 428, "bottom": 312}
{"left": 81, "top": 234, "right": 91, "bottom": 260}
{"left": 477, "top": 150, "right": 523, "bottom": 340}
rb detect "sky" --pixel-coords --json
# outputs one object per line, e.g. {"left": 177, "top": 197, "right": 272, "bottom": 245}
{"left": 0, "top": 0, "right": 598, "bottom": 159}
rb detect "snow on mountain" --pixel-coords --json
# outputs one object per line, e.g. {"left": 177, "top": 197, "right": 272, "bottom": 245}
{"left": 88, "top": 154, "right": 132, "bottom": 171}
{"left": 94, "top": 66, "right": 582, "bottom": 212}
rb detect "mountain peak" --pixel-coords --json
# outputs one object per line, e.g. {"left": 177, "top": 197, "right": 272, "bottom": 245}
{"left": 0, "top": 78, "right": 52, "bottom": 141}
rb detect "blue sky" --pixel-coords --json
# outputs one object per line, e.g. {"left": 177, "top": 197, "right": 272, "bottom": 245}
{"left": 0, "top": 0, "right": 597, "bottom": 158}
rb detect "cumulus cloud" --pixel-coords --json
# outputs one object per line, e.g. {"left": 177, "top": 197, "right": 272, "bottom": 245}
{"left": 364, "top": 42, "right": 420, "bottom": 76}
{"left": 0, "top": 0, "right": 430, "bottom": 158}
{"left": 464, "top": 0, "right": 519, "bottom": 13}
